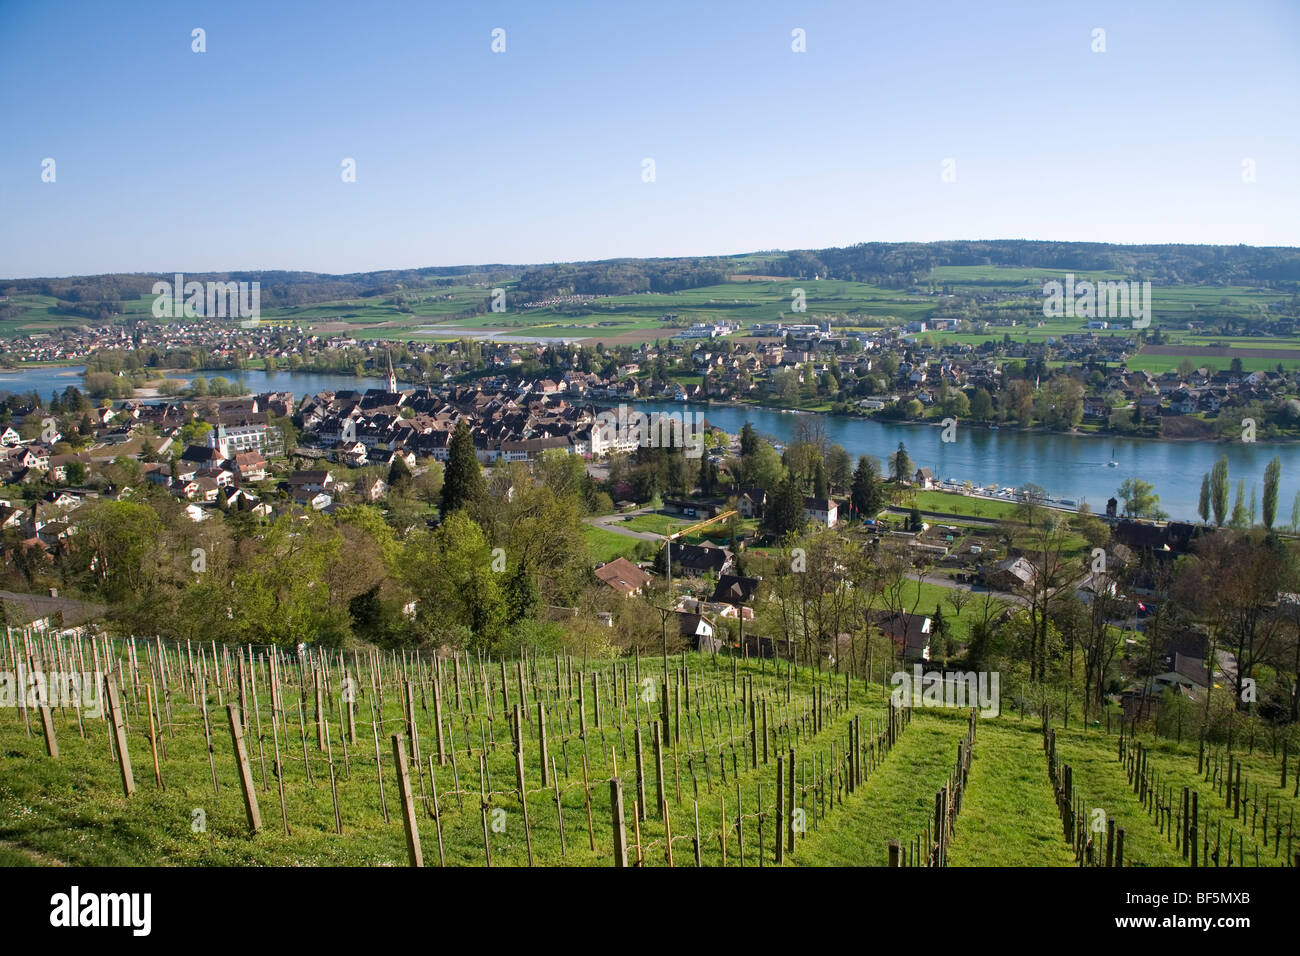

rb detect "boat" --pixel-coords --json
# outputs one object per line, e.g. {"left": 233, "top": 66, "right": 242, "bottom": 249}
{"left": 1107, "top": 446, "right": 1118, "bottom": 467}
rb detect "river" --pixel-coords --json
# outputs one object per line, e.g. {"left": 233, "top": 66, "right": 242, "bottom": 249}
{"left": 0, "top": 365, "right": 389, "bottom": 400}
{"left": 634, "top": 400, "right": 1300, "bottom": 524}
{"left": 1, "top": 366, "right": 1293, "bottom": 522}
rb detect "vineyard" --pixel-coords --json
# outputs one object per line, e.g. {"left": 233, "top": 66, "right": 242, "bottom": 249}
{"left": 1, "top": 628, "right": 1297, "bottom": 869}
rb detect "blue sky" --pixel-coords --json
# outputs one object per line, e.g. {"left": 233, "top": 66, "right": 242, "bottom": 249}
{"left": 1, "top": 0, "right": 1297, "bottom": 278}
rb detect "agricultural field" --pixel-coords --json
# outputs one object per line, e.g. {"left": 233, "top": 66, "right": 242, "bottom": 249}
{"left": 2, "top": 635, "right": 1294, "bottom": 869}
{"left": 5, "top": 264, "right": 1295, "bottom": 370}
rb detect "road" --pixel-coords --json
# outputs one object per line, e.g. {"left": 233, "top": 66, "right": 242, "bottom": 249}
{"left": 584, "top": 508, "right": 665, "bottom": 541}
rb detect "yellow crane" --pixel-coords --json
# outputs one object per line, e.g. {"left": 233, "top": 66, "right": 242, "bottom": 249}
{"left": 659, "top": 508, "right": 738, "bottom": 590}
{"left": 660, "top": 509, "right": 738, "bottom": 547}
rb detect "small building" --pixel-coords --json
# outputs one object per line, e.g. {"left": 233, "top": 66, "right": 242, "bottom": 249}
{"left": 593, "top": 557, "right": 653, "bottom": 597}
{"left": 803, "top": 497, "right": 838, "bottom": 528}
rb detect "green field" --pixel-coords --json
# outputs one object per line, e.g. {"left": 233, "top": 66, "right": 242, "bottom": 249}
{"left": 3, "top": 638, "right": 1294, "bottom": 868}
{"left": 618, "top": 513, "right": 692, "bottom": 536}
{"left": 582, "top": 524, "right": 642, "bottom": 564}
{"left": 4, "top": 264, "right": 1294, "bottom": 366}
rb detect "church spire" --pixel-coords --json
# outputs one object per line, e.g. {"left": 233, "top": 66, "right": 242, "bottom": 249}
{"left": 387, "top": 351, "right": 397, "bottom": 393}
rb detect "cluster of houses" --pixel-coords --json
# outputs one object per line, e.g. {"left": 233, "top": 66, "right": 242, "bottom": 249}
{"left": 7, "top": 312, "right": 1295, "bottom": 435}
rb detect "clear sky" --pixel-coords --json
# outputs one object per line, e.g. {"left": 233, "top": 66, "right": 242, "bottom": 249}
{"left": 1, "top": 0, "right": 1297, "bottom": 278}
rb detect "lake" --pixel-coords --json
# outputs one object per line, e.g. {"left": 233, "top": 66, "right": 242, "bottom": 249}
{"left": 2, "top": 365, "right": 1294, "bottom": 522}
{"left": 634, "top": 400, "right": 1300, "bottom": 524}
{"left": 0, "top": 366, "right": 389, "bottom": 401}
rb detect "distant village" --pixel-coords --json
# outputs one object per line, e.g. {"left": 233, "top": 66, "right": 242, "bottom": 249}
{"left": 4, "top": 313, "right": 1296, "bottom": 442}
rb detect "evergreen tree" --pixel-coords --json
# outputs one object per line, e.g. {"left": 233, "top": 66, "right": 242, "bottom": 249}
{"left": 387, "top": 455, "right": 413, "bottom": 495}
{"left": 700, "top": 457, "right": 719, "bottom": 495}
{"left": 763, "top": 475, "right": 806, "bottom": 537}
{"left": 1210, "top": 455, "right": 1229, "bottom": 525}
{"left": 440, "top": 422, "right": 484, "bottom": 516}
{"left": 1197, "top": 473, "right": 1211, "bottom": 523}
{"left": 1229, "top": 479, "right": 1248, "bottom": 528}
{"left": 850, "top": 455, "right": 883, "bottom": 518}
{"left": 889, "top": 442, "right": 913, "bottom": 483}
{"left": 739, "top": 422, "right": 759, "bottom": 458}
{"left": 1262, "top": 457, "right": 1281, "bottom": 530}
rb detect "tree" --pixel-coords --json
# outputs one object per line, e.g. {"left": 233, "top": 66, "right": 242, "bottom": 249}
{"left": 1015, "top": 483, "right": 1048, "bottom": 528}
{"left": 1230, "top": 479, "right": 1248, "bottom": 528}
{"left": 944, "top": 587, "right": 972, "bottom": 619}
{"left": 387, "top": 455, "right": 413, "bottom": 496}
{"left": 763, "top": 475, "right": 806, "bottom": 538}
{"left": 889, "top": 442, "right": 913, "bottom": 483}
{"left": 741, "top": 440, "right": 785, "bottom": 491}
{"left": 930, "top": 605, "right": 950, "bottom": 665}
{"left": 72, "top": 500, "right": 165, "bottom": 606}
{"left": 440, "top": 422, "right": 483, "bottom": 516}
{"left": 1197, "top": 473, "right": 1211, "bottom": 523}
{"left": 1210, "top": 455, "right": 1229, "bottom": 526}
{"left": 812, "top": 459, "right": 828, "bottom": 498}
{"left": 909, "top": 505, "right": 923, "bottom": 532}
{"left": 413, "top": 462, "right": 445, "bottom": 507}
{"left": 850, "top": 455, "right": 884, "bottom": 518}
{"left": 402, "top": 511, "right": 508, "bottom": 651}
{"left": 739, "top": 422, "right": 759, "bottom": 458}
{"left": 1117, "top": 478, "right": 1165, "bottom": 520}
{"left": 970, "top": 388, "right": 993, "bottom": 422}
{"left": 1262, "top": 457, "right": 1281, "bottom": 530}
{"left": 824, "top": 444, "right": 852, "bottom": 492}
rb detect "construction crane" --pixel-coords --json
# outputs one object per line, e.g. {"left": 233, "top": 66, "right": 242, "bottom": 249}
{"left": 660, "top": 509, "right": 738, "bottom": 590}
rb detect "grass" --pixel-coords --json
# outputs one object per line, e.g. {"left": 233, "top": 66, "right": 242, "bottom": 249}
{"left": 0, "top": 645, "right": 899, "bottom": 867}
{"left": 583, "top": 525, "right": 642, "bottom": 564}
{"left": 1111, "top": 733, "right": 1300, "bottom": 867}
{"left": 946, "top": 720, "right": 1077, "bottom": 866}
{"left": 906, "top": 489, "right": 1025, "bottom": 521}
{"left": 3, "top": 633, "right": 1292, "bottom": 868}
{"left": 793, "top": 708, "right": 967, "bottom": 866}
{"left": 1051, "top": 724, "right": 1186, "bottom": 866}
{"left": 618, "top": 513, "right": 691, "bottom": 536}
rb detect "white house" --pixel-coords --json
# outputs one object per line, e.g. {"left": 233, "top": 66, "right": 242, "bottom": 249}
{"left": 803, "top": 497, "right": 838, "bottom": 528}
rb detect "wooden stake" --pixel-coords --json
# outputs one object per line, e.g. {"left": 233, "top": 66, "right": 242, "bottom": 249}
{"left": 104, "top": 674, "right": 134, "bottom": 797}
{"left": 227, "top": 704, "right": 262, "bottom": 834}
{"left": 391, "top": 734, "right": 423, "bottom": 867}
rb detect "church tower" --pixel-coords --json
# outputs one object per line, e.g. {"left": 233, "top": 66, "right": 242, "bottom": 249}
{"left": 386, "top": 351, "right": 397, "bottom": 393}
